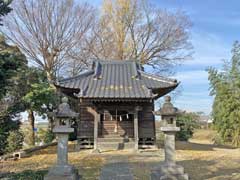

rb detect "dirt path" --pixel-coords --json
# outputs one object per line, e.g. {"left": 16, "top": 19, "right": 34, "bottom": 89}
{"left": 99, "top": 155, "right": 134, "bottom": 180}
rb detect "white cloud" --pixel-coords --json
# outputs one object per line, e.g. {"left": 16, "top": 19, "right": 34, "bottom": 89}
{"left": 171, "top": 69, "right": 213, "bottom": 114}
{"left": 175, "top": 97, "right": 213, "bottom": 114}
{"left": 173, "top": 70, "right": 209, "bottom": 85}
{"left": 185, "top": 31, "right": 231, "bottom": 66}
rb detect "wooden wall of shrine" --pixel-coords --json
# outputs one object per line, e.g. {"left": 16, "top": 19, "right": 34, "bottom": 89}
{"left": 75, "top": 100, "right": 156, "bottom": 144}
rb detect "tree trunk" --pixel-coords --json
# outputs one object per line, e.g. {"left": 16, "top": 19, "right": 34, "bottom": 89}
{"left": 48, "top": 117, "right": 54, "bottom": 131}
{"left": 46, "top": 70, "right": 56, "bottom": 87}
{"left": 28, "top": 109, "right": 35, "bottom": 146}
{"left": 46, "top": 69, "right": 56, "bottom": 131}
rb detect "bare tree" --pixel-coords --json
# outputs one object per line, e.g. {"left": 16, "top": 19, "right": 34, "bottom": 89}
{"left": 79, "top": 0, "right": 192, "bottom": 72}
{"left": 2, "top": 0, "right": 95, "bottom": 82}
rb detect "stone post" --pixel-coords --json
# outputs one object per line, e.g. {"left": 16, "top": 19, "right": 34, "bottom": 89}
{"left": 151, "top": 96, "right": 189, "bottom": 180}
{"left": 44, "top": 97, "right": 80, "bottom": 180}
{"left": 56, "top": 131, "right": 70, "bottom": 165}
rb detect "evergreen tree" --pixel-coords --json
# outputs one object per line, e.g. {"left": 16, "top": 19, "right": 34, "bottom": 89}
{"left": 5, "top": 130, "right": 24, "bottom": 153}
{"left": 176, "top": 112, "right": 199, "bottom": 141}
{"left": 0, "top": 0, "right": 12, "bottom": 25}
{"left": 0, "top": 36, "right": 27, "bottom": 154}
{"left": 208, "top": 41, "right": 240, "bottom": 147}
{"left": 21, "top": 68, "right": 58, "bottom": 146}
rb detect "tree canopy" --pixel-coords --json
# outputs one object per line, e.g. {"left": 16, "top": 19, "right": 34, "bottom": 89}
{"left": 208, "top": 41, "right": 240, "bottom": 147}
{"left": 2, "top": 0, "right": 95, "bottom": 82}
{"left": 2, "top": 0, "right": 192, "bottom": 78}
{"left": 0, "top": 35, "right": 27, "bottom": 99}
{"left": 0, "top": 0, "right": 12, "bottom": 25}
{"left": 0, "top": 36, "right": 27, "bottom": 154}
{"left": 81, "top": 0, "right": 192, "bottom": 72}
{"left": 21, "top": 68, "right": 58, "bottom": 145}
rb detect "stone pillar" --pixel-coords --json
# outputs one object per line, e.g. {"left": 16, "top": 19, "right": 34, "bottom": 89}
{"left": 151, "top": 96, "right": 188, "bottom": 180}
{"left": 57, "top": 133, "right": 69, "bottom": 165}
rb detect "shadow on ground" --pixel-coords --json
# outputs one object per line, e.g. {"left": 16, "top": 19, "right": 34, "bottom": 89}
{"left": 2, "top": 152, "right": 240, "bottom": 180}
{"left": 176, "top": 141, "right": 236, "bottom": 151}
{"left": 179, "top": 159, "right": 240, "bottom": 180}
{"left": 128, "top": 157, "right": 240, "bottom": 180}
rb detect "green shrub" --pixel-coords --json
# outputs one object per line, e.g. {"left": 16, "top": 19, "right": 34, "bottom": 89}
{"left": 7, "top": 170, "right": 47, "bottom": 180}
{"left": 5, "top": 130, "right": 24, "bottom": 153}
{"left": 176, "top": 112, "right": 200, "bottom": 141}
{"left": 43, "top": 129, "right": 55, "bottom": 144}
{"left": 36, "top": 128, "right": 55, "bottom": 144}
{"left": 0, "top": 118, "right": 21, "bottom": 155}
{"left": 212, "top": 133, "right": 225, "bottom": 145}
{"left": 21, "top": 125, "right": 33, "bottom": 147}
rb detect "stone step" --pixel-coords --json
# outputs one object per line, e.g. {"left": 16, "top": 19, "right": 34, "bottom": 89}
{"left": 98, "top": 138, "right": 134, "bottom": 143}
{"left": 98, "top": 142, "right": 135, "bottom": 150}
{"left": 100, "top": 134, "right": 133, "bottom": 138}
{"left": 176, "top": 174, "right": 189, "bottom": 180}
{"left": 159, "top": 164, "right": 185, "bottom": 175}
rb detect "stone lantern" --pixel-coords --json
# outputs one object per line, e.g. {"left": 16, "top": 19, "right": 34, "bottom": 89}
{"left": 151, "top": 96, "right": 188, "bottom": 180}
{"left": 44, "top": 97, "right": 79, "bottom": 180}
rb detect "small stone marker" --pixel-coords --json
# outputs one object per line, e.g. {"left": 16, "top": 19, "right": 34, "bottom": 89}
{"left": 151, "top": 96, "right": 189, "bottom": 180}
{"left": 44, "top": 97, "right": 80, "bottom": 180}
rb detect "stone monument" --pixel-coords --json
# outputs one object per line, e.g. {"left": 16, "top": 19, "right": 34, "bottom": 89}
{"left": 44, "top": 97, "right": 80, "bottom": 180}
{"left": 151, "top": 96, "right": 189, "bottom": 180}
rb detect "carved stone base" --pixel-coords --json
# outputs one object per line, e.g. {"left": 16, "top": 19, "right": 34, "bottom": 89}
{"left": 151, "top": 164, "right": 188, "bottom": 180}
{"left": 44, "top": 164, "right": 80, "bottom": 180}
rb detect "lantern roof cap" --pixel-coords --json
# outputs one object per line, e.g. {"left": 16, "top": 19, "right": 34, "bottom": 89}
{"left": 155, "top": 96, "right": 180, "bottom": 116}
{"left": 54, "top": 97, "right": 79, "bottom": 118}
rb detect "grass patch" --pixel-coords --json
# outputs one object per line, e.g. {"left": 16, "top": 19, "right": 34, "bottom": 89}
{"left": 73, "top": 155, "right": 104, "bottom": 179}
{"left": 3, "top": 170, "right": 47, "bottom": 180}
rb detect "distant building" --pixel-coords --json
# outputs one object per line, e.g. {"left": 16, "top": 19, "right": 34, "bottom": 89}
{"left": 198, "top": 115, "right": 213, "bottom": 128}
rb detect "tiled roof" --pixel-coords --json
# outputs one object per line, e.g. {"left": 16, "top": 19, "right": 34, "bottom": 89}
{"left": 56, "top": 60, "right": 178, "bottom": 100}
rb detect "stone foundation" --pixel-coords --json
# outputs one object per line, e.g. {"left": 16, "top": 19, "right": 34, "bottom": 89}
{"left": 151, "top": 164, "right": 188, "bottom": 180}
{"left": 44, "top": 164, "right": 79, "bottom": 180}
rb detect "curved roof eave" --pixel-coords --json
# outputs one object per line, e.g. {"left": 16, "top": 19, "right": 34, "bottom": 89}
{"left": 152, "top": 82, "right": 180, "bottom": 100}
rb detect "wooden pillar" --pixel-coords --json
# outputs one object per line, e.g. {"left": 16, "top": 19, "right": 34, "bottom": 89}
{"left": 94, "top": 113, "right": 100, "bottom": 150}
{"left": 134, "top": 111, "right": 139, "bottom": 150}
{"left": 134, "top": 106, "right": 142, "bottom": 150}
{"left": 87, "top": 107, "right": 100, "bottom": 151}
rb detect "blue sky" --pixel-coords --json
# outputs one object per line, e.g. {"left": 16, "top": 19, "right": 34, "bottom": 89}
{"left": 84, "top": 0, "right": 239, "bottom": 115}
{"left": 153, "top": 0, "right": 239, "bottom": 114}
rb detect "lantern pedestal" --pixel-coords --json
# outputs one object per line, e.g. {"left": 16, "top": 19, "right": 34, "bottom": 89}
{"left": 151, "top": 164, "right": 188, "bottom": 180}
{"left": 44, "top": 165, "right": 79, "bottom": 180}
{"left": 44, "top": 127, "right": 79, "bottom": 180}
{"left": 151, "top": 127, "right": 188, "bottom": 180}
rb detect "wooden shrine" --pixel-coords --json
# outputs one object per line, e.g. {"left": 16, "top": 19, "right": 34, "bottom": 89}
{"left": 55, "top": 60, "right": 178, "bottom": 151}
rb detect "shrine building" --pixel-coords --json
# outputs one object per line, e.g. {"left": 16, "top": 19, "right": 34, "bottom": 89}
{"left": 55, "top": 60, "right": 178, "bottom": 151}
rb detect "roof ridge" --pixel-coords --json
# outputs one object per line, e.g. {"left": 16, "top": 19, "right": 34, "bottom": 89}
{"left": 58, "top": 70, "right": 94, "bottom": 82}
{"left": 95, "top": 59, "right": 138, "bottom": 64}
{"left": 139, "top": 71, "right": 177, "bottom": 84}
